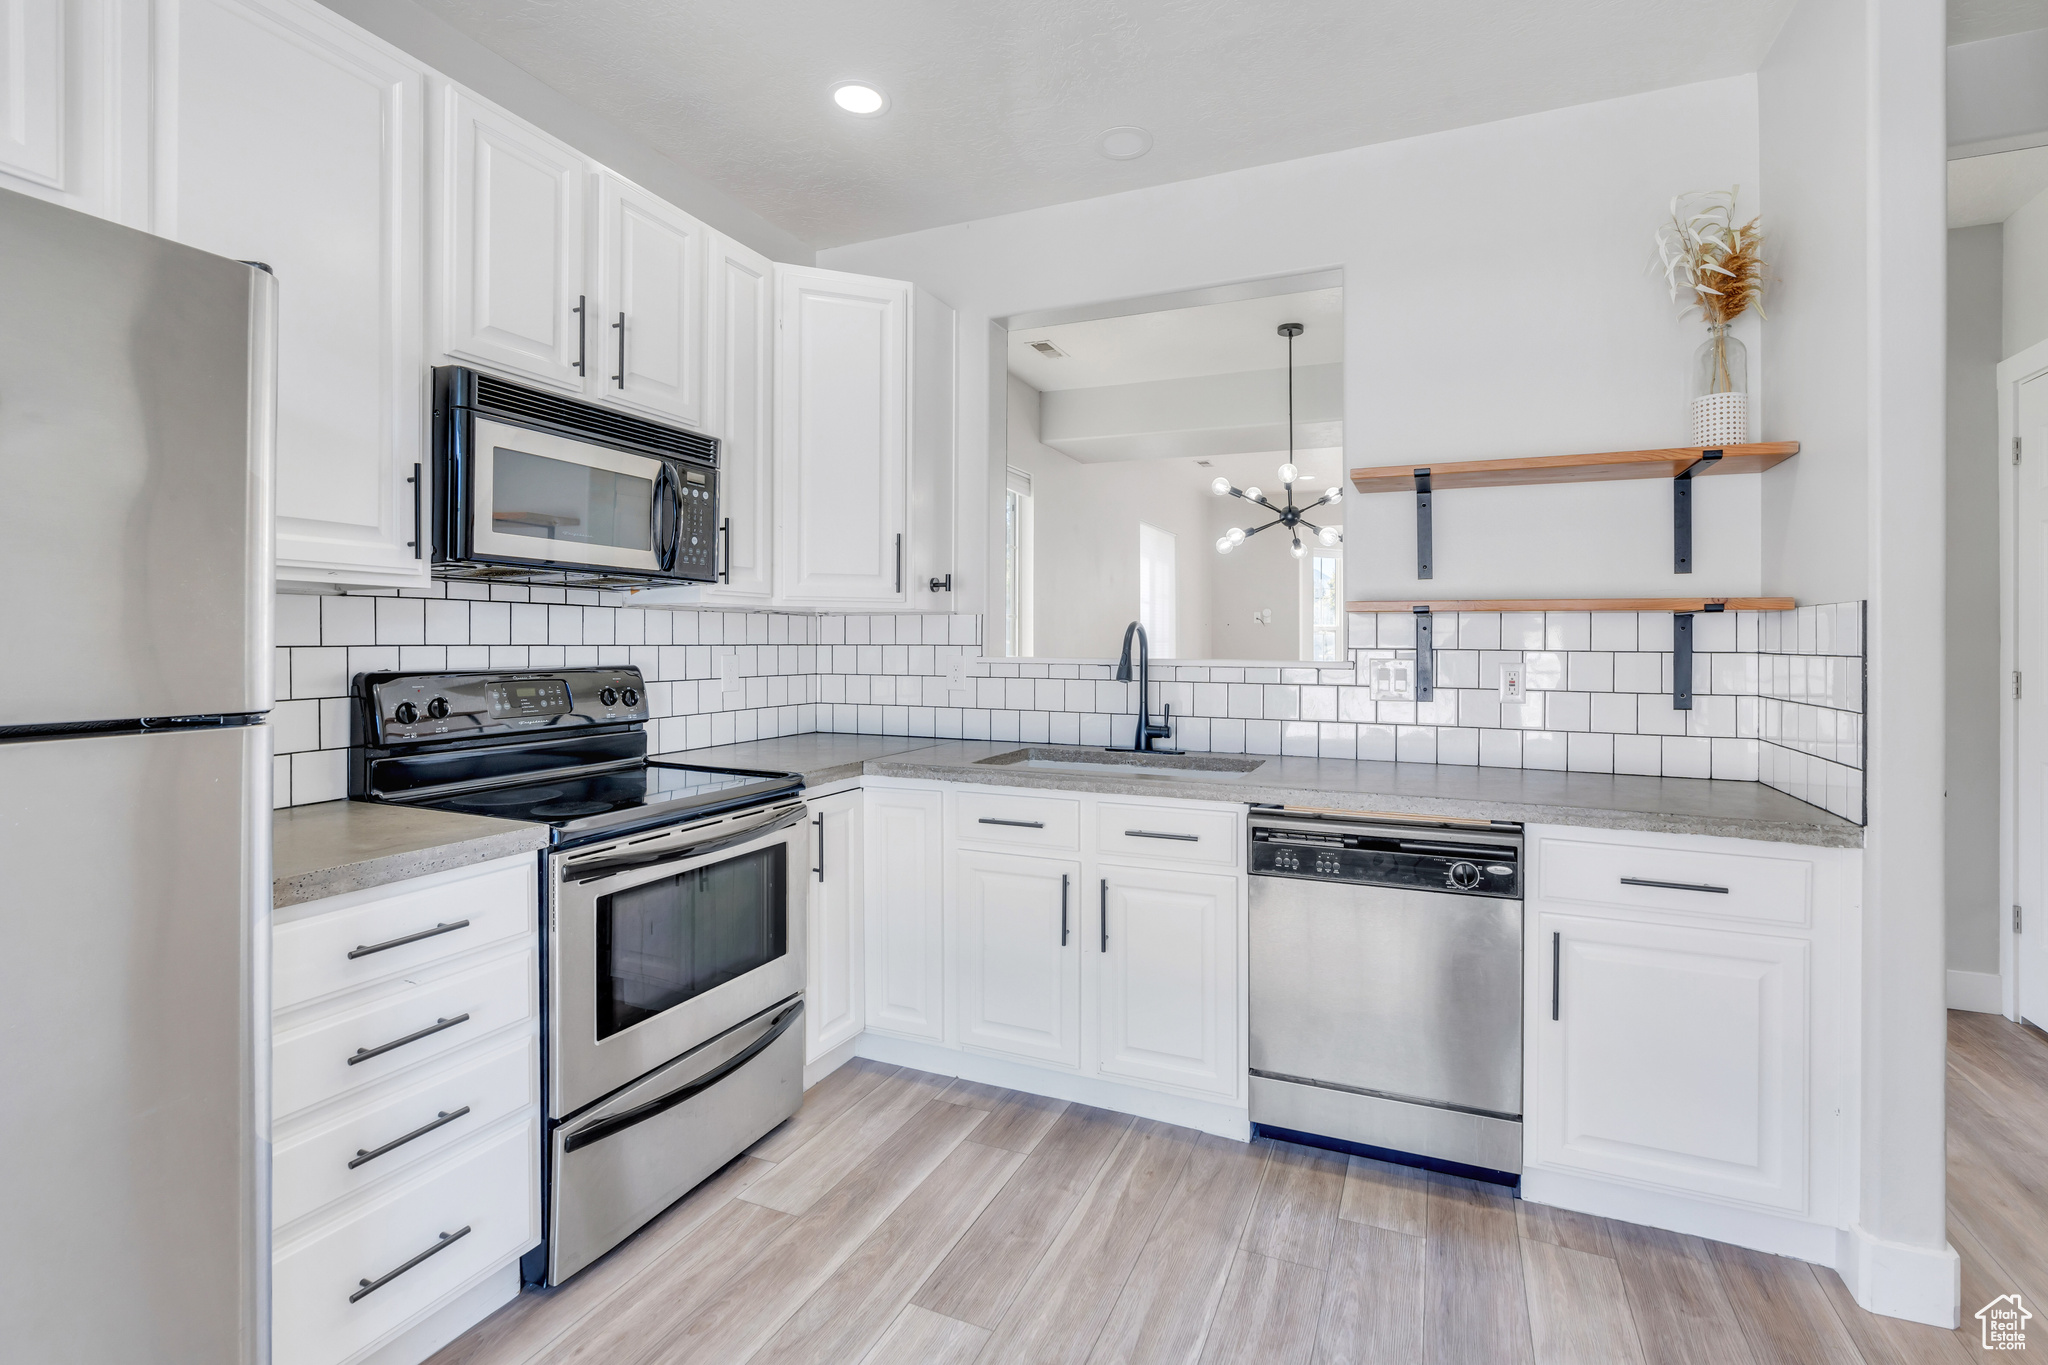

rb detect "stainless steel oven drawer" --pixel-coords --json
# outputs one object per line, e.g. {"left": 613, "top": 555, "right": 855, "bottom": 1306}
{"left": 547, "top": 995, "right": 803, "bottom": 1284}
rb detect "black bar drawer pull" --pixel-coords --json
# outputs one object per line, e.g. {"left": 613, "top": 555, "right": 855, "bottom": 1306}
{"left": 1124, "top": 829, "right": 1198, "bottom": 842}
{"left": 1619, "top": 876, "right": 1730, "bottom": 895}
{"left": 348, "top": 920, "right": 471, "bottom": 960}
{"left": 813, "top": 813, "right": 825, "bottom": 882}
{"left": 1551, "top": 932, "right": 1561, "bottom": 1021}
{"left": 348, "top": 1014, "right": 471, "bottom": 1066}
{"left": 978, "top": 817, "right": 1044, "bottom": 829}
{"left": 350, "top": 1226, "right": 471, "bottom": 1303}
{"left": 348, "top": 1106, "right": 471, "bottom": 1170}
{"left": 1060, "top": 873, "right": 1069, "bottom": 946}
{"left": 1100, "top": 879, "right": 1109, "bottom": 952}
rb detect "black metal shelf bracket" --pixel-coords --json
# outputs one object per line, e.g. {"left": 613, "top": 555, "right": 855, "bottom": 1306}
{"left": 1415, "top": 468, "right": 1433, "bottom": 579}
{"left": 1671, "top": 602, "right": 1725, "bottom": 710}
{"left": 1414, "top": 606, "right": 1434, "bottom": 702}
{"left": 1673, "top": 449, "right": 1722, "bottom": 574}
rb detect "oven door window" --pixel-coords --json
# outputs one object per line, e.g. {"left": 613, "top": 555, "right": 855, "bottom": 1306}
{"left": 594, "top": 845, "right": 787, "bottom": 1041}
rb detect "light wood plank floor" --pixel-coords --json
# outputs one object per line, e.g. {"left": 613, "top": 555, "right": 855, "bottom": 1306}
{"left": 429, "top": 1012, "right": 2045, "bottom": 1365}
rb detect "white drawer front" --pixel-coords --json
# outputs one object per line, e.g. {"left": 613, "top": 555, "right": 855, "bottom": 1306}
{"left": 953, "top": 789, "right": 1082, "bottom": 849}
{"left": 1094, "top": 801, "right": 1240, "bottom": 867}
{"left": 273, "top": 1116, "right": 539, "bottom": 1365}
{"left": 274, "top": 1035, "right": 538, "bottom": 1229}
{"left": 275, "top": 861, "right": 536, "bottom": 1012}
{"left": 274, "top": 949, "right": 537, "bottom": 1121}
{"left": 1536, "top": 836, "right": 1812, "bottom": 928}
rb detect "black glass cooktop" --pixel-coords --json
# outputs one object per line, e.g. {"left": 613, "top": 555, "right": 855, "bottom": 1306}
{"left": 421, "top": 762, "right": 798, "bottom": 840}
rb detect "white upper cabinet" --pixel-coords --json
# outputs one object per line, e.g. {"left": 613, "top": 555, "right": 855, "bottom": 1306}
{"left": 591, "top": 168, "right": 705, "bottom": 427}
{"left": 907, "top": 285, "right": 957, "bottom": 606}
{"left": 703, "top": 231, "right": 774, "bottom": 599}
{"left": 775, "top": 265, "right": 910, "bottom": 605}
{"left": 151, "top": 0, "right": 429, "bottom": 587}
{"left": 0, "top": 0, "right": 63, "bottom": 191}
{"left": 434, "top": 84, "right": 587, "bottom": 392}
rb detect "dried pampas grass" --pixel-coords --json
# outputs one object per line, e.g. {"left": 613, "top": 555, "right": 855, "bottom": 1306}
{"left": 1656, "top": 188, "right": 1767, "bottom": 326}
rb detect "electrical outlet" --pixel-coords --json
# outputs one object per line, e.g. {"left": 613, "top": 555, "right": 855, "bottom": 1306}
{"left": 1498, "top": 662, "right": 1526, "bottom": 703}
{"left": 944, "top": 655, "right": 970, "bottom": 692}
{"left": 1369, "top": 657, "right": 1415, "bottom": 702}
{"left": 718, "top": 652, "right": 742, "bottom": 694}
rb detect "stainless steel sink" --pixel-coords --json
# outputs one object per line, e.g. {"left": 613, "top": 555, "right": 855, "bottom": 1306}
{"left": 973, "top": 746, "right": 1266, "bottom": 781}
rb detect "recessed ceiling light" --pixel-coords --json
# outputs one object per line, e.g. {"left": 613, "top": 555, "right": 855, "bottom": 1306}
{"left": 1098, "top": 126, "right": 1152, "bottom": 161}
{"left": 832, "top": 82, "right": 888, "bottom": 116}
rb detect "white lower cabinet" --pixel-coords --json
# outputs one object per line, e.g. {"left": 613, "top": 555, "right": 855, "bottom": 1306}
{"left": 955, "top": 848, "right": 1082, "bottom": 1068}
{"left": 806, "top": 789, "right": 865, "bottom": 1062}
{"left": 1095, "top": 863, "right": 1240, "bottom": 1099}
{"left": 272, "top": 855, "right": 540, "bottom": 1365}
{"left": 863, "top": 786, "right": 946, "bottom": 1041}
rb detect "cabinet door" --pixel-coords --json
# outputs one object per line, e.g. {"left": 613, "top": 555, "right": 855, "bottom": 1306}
{"left": 1094, "top": 863, "right": 1239, "bottom": 1097}
{"left": 907, "top": 286, "right": 956, "bottom": 608}
{"left": 436, "top": 84, "right": 586, "bottom": 391}
{"left": 954, "top": 849, "right": 1081, "bottom": 1069}
{"left": 701, "top": 232, "right": 774, "bottom": 600}
{"left": 1529, "top": 912, "right": 1807, "bottom": 1211}
{"left": 152, "top": 0, "right": 428, "bottom": 587}
{"left": 593, "top": 169, "right": 704, "bottom": 426}
{"left": 863, "top": 787, "right": 943, "bottom": 1040}
{"left": 0, "top": 0, "right": 62, "bottom": 190}
{"left": 775, "top": 266, "right": 908, "bottom": 605}
{"left": 806, "top": 791, "right": 864, "bottom": 1062}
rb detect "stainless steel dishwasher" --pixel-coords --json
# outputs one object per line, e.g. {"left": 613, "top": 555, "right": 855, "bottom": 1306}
{"left": 1247, "top": 810, "right": 1524, "bottom": 1182}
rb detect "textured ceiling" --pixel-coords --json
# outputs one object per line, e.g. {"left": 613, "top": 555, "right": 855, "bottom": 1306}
{"left": 1950, "top": 0, "right": 2048, "bottom": 43}
{"left": 412, "top": 0, "right": 1801, "bottom": 249}
{"left": 1010, "top": 288, "right": 1343, "bottom": 391}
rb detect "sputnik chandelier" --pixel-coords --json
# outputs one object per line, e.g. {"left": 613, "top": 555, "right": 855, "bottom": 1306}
{"left": 1211, "top": 322, "right": 1342, "bottom": 558}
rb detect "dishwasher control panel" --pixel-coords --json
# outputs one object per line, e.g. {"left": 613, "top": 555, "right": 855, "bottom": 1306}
{"left": 1250, "top": 824, "right": 1520, "bottom": 898}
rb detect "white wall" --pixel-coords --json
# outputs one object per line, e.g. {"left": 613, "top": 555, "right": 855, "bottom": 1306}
{"left": 1761, "top": 0, "right": 1954, "bottom": 1327}
{"left": 2008, "top": 184, "right": 2048, "bottom": 358}
{"left": 816, "top": 76, "right": 1767, "bottom": 620}
{"left": 1949, "top": 226, "right": 2003, "bottom": 978}
{"left": 318, "top": 0, "right": 811, "bottom": 263}
{"left": 1005, "top": 376, "right": 1215, "bottom": 659}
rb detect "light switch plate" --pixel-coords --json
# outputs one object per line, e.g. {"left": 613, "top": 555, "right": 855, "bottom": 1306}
{"left": 1370, "top": 657, "right": 1415, "bottom": 701}
{"left": 1498, "top": 662, "right": 1526, "bottom": 703}
{"left": 719, "top": 653, "right": 742, "bottom": 694}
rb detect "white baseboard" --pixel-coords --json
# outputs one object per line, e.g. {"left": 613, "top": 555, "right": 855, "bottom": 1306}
{"left": 351, "top": 1258, "right": 523, "bottom": 1365}
{"left": 1947, "top": 969, "right": 2003, "bottom": 1014}
{"left": 853, "top": 1032, "right": 1251, "bottom": 1141}
{"left": 1519, "top": 1168, "right": 1842, "bottom": 1264}
{"left": 1835, "top": 1225, "right": 1962, "bottom": 1328}
{"left": 804, "top": 1036, "right": 860, "bottom": 1088}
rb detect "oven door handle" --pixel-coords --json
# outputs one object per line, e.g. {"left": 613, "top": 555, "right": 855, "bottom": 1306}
{"left": 563, "top": 803, "right": 807, "bottom": 883}
{"left": 560, "top": 998, "right": 804, "bottom": 1153}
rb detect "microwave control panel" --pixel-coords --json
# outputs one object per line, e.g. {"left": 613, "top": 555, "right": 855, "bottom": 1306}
{"left": 673, "top": 466, "right": 716, "bottom": 577}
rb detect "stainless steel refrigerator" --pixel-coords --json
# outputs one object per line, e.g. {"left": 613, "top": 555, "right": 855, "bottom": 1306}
{"left": 0, "top": 187, "right": 275, "bottom": 1363}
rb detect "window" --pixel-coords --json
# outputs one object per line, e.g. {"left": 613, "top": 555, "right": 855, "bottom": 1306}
{"left": 1138, "top": 523, "right": 1177, "bottom": 657}
{"left": 1005, "top": 468, "right": 1033, "bottom": 656}
{"left": 1303, "top": 551, "right": 1342, "bottom": 661}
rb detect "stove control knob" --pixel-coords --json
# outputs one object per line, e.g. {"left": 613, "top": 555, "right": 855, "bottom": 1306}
{"left": 621, "top": 687, "right": 640, "bottom": 708}
{"left": 392, "top": 701, "right": 418, "bottom": 726}
{"left": 425, "top": 697, "right": 450, "bottom": 720}
{"left": 1448, "top": 860, "right": 1482, "bottom": 890}
{"left": 599, "top": 687, "right": 619, "bottom": 707}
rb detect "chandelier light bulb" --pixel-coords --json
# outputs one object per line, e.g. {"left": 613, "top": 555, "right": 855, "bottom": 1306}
{"left": 1244, "top": 486, "right": 1262, "bottom": 504}
{"left": 1290, "top": 537, "right": 1306, "bottom": 559}
{"left": 1278, "top": 463, "right": 1299, "bottom": 486}
{"left": 1322, "top": 485, "right": 1343, "bottom": 503}
{"left": 1215, "top": 535, "right": 1234, "bottom": 554}
{"left": 1210, "top": 476, "right": 1231, "bottom": 496}
{"left": 1227, "top": 526, "right": 1246, "bottom": 545}
{"left": 1317, "top": 526, "right": 1340, "bottom": 546}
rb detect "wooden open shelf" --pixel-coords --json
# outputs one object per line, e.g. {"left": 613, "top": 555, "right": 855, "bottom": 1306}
{"left": 1346, "top": 597, "right": 1795, "bottom": 613}
{"left": 1349, "top": 442, "right": 1800, "bottom": 494}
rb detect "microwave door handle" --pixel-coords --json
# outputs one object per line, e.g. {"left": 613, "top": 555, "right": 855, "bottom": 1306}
{"left": 661, "top": 470, "right": 684, "bottom": 570}
{"left": 649, "top": 464, "right": 672, "bottom": 568}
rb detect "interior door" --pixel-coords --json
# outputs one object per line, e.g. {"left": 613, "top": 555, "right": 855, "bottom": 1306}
{"left": 594, "top": 169, "right": 705, "bottom": 427}
{"left": 954, "top": 849, "right": 1082, "bottom": 1068}
{"left": 703, "top": 232, "right": 775, "bottom": 600}
{"left": 153, "top": 0, "right": 428, "bottom": 587}
{"left": 775, "top": 265, "right": 909, "bottom": 604}
{"left": 2016, "top": 366, "right": 2048, "bottom": 1025}
{"left": 1096, "top": 863, "right": 1237, "bottom": 1096}
{"left": 438, "top": 84, "right": 587, "bottom": 392}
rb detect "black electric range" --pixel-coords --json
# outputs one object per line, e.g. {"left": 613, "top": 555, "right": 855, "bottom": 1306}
{"left": 348, "top": 666, "right": 800, "bottom": 846}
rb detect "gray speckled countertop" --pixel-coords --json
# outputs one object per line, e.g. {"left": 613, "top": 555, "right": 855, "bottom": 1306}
{"left": 662, "top": 734, "right": 1863, "bottom": 849}
{"left": 273, "top": 800, "right": 551, "bottom": 908}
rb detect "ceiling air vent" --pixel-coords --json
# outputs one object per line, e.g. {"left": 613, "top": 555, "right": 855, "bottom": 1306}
{"left": 1028, "top": 340, "right": 1066, "bottom": 358}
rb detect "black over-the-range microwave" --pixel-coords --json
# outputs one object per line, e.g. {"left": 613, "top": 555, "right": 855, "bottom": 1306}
{"left": 432, "top": 365, "right": 721, "bottom": 586}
